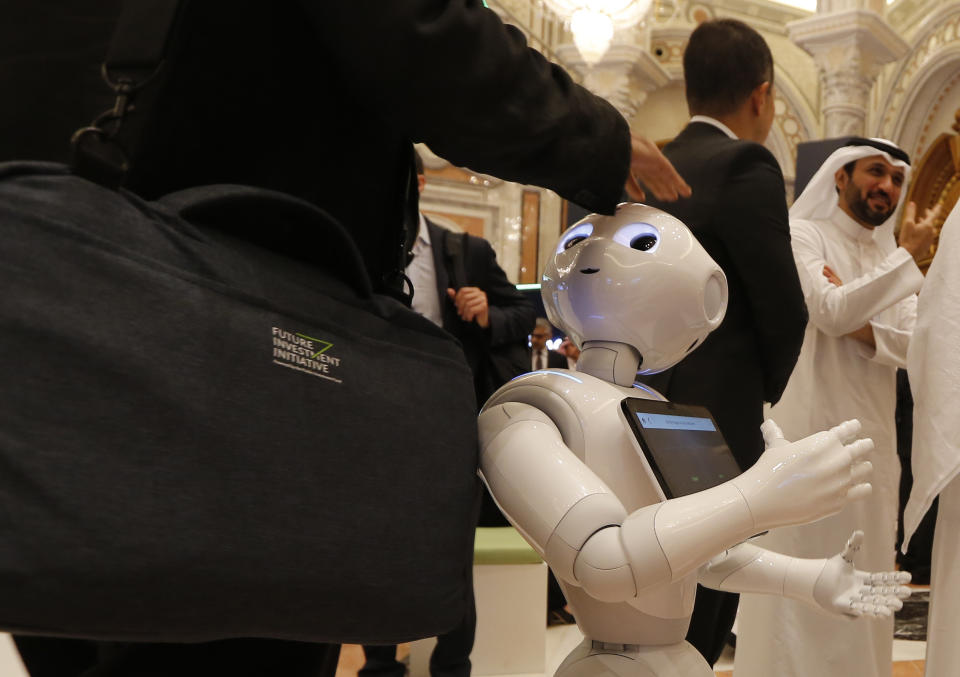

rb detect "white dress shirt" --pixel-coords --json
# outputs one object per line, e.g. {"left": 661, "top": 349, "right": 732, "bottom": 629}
{"left": 689, "top": 115, "right": 738, "bottom": 140}
{"left": 531, "top": 348, "right": 547, "bottom": 371}
{"left": 405, "top": 213, "right": 443, "bottom": 328}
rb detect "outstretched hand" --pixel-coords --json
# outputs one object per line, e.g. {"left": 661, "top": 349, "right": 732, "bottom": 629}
{"left": 898, "top": 201, "right": 941, "bottom": 263}
{"left": 737, "top": 419, "right": 874, "bottom": 532}
{"left": 624, "top": 134, "right": 691, "bottom": 202}
{"left": 813, "top": 530, "right": 912, "bottom": 618}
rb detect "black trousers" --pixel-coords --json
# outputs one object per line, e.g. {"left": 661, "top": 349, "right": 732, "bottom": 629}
{"left": 684, "top": 586, "right": 738, "bottom": 667}
{"left": 14, "top": 636, "right": 340, "bottom": 677}
{"left": 361, "top": 585, "right": 475, "bottom": 677}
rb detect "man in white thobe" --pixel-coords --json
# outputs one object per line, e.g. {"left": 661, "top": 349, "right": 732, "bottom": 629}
{"left": 902, "top": 202, "right": 960, "bottom": 677}
{"left": 735, "top": 138, "right": 938, "bottom": 677}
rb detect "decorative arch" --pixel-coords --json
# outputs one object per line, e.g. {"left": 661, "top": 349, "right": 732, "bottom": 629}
{"left": 876, "top": 3, "right": 960, "bottom": 149}
{"left": 886, "top": 48, "right": 960, "bottom": 161}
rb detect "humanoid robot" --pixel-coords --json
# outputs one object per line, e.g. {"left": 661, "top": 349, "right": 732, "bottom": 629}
{"left": 477, "top": 204, "right": 911, "bottom": 677}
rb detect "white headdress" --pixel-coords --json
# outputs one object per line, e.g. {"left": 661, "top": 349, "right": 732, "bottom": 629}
{"left": 789, "top": 137, "right": 912, "bottom": 229}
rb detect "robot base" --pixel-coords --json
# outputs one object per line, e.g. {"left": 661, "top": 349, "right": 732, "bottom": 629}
{"left": 555, "top": 638, "right": 712, "bottom": 677}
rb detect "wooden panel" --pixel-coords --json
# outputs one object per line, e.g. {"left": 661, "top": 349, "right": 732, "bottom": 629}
{"left": 423, "top": 164, "right": 495, "bottom": 188}
{"left": 520, "top": 190, "right": 541, "bottom": 284}
{"left": 891, "top": 660, "right": 927, "bottom": 676}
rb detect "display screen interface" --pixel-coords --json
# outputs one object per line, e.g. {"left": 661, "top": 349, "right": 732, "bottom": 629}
{"left": 622, "top": 398, "right": 742, "bottom": 499}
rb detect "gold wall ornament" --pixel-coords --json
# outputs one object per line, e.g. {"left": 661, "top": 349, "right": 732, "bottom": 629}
{"left": 900, "top": 108, "right": 960, "bottom": 273}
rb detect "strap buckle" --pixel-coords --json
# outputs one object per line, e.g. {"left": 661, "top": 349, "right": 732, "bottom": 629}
{"left": 70, "top": 62, "right": 161, "bottom": 188}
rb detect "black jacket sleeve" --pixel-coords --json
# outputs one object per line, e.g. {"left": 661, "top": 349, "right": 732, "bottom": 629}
{"left": 466, "top": 236, "right": 536, "bottom": 349}
{"left": 305, "top": 1, "right": 631, "bottom": 214}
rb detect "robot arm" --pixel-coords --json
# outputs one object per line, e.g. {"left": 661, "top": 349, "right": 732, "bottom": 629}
{"left": 478, "top": 402, "right": 632, "bottom": 593}
{"left": 480, "top": 405, "right": 874, "bottom": 604}
{"left": 575, "top": 418, "right": 874, "bottom": 601}
{"left": 697, "top": 531, "right": 911, "bottom": 618}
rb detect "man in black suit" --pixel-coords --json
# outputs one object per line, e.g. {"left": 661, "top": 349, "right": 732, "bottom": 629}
{"left": 529, "top": 317, "right": 567, "bottom": 371}
{"left": 638, "top": 18, "right": 807, "bottom": 667}
{"left": 361, "top": 151, "right": 535, "bottom": 677}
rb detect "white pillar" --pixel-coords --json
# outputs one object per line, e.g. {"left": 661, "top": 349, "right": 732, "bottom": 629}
{"left": 789, "top": 8, "right": 908, "bottom": 137}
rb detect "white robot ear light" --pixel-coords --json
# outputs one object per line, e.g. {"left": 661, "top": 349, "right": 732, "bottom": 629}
{"left": 556, "top": 223, "right": 594, "bottom": 254}
{"left": 613, "top": 222, "right": 660, "bottom": 253}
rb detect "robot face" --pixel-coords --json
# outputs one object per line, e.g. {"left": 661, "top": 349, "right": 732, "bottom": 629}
{"left": 542, "top": 203, "right": 727, "bottom": 374}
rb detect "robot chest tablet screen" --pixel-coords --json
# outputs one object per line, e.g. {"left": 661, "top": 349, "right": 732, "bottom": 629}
{"left": 620, "top": 398, "right": 742, "bottom": 499}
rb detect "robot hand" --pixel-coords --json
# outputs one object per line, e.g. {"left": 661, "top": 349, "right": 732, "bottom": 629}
{"left": 813, "top": 530, "right": 912, "bottom": 618}
{"left": 732, "top": 418, "right": 874, "bottom": 534}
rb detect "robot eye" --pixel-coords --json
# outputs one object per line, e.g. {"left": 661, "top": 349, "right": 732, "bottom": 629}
{"left": 631, "top": 235, "right": 658, "bottom": 251}
{"left": 556, "top": 223, "right": 594, "bottom": 255}
{"left": 613, "top": 223, "right": 660, "bottom": 253}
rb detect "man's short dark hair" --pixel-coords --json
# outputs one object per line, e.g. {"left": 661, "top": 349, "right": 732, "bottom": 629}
{"left": 683, "top": 19, "right": 774, "bottom": 117}
{"left": 414, "top": 149, "right": 424, "bottom": 176}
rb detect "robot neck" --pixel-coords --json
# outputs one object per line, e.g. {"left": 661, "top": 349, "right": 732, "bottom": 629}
{"left": 577, "top": 341, "right": 642, "bottom": 387}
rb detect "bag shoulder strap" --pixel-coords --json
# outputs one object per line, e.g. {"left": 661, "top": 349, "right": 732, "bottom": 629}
{"left": 443, "top": 229, "right": 469, "bottom": 290}
{"left": 69, "top": 0, "right": 416, "bottom": 305}
{"left": 71, "top": 0, "right": 187, "bottom": 189}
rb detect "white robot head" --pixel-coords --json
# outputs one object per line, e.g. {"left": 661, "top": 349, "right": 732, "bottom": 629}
{"left": 542, "top": 203, "right": 727, "bottom": 375}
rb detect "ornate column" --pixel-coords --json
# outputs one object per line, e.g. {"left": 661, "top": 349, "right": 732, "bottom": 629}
{"left": 788, "top": 6, "right": 908, "bottom": 137}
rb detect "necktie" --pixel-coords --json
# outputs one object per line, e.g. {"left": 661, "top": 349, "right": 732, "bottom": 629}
{"left": 535, "top": 351, "right": 544, "bottom": 371}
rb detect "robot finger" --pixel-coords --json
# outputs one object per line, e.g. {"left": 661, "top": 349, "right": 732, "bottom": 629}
{"left": 871, "top": 585, "right": 900, "bottom": 596}
{"left": 861, "top": 593, "right": 895, "bottom": 606}
{"left": 846, "top": 483, "right": 872, "bottom": 502}
{"left": 840, "top": 530, "right": 864, "bottom": 562}
{"left": 830, "top": 419, "right": 862, "bottom": 443}
{"left": 760, "top": 419, "right": 788, "bottom": 448}
{"left": 853, "top": 601, "right": 889, "bottom": 618}
{"left": 867, "top": 571, "right": 904, "bottom": 585}
{"left": 850, "top": 461, "right": 873, "bottom": 485}
{"left": 844, "top": 438, "right": 874, "bottom": 463}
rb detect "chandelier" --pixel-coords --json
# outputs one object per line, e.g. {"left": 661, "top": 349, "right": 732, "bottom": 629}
{"left": 543, "top": 0, "right": 653, "bottom": 65}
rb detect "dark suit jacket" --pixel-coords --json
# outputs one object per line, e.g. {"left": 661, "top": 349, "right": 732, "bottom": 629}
{"left": 640, "top": 122, "right": 807, "bottom": 470}
{"left": 426, "top": 218, "right": 535, "bottom": 406}
{"left": 530, "top": 348, "right": 567, "bottom": 371}
{"left": 1, "top": 0, "right": 630, "bottom": 294}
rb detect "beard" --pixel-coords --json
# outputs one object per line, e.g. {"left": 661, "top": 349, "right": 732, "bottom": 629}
{"left": 844, "top": 182, "right": 895, "bottom": 227}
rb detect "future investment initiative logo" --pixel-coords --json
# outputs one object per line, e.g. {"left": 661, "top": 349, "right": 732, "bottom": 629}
{"left": 271, "top": 327, "right": 342, "bottom": 383}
